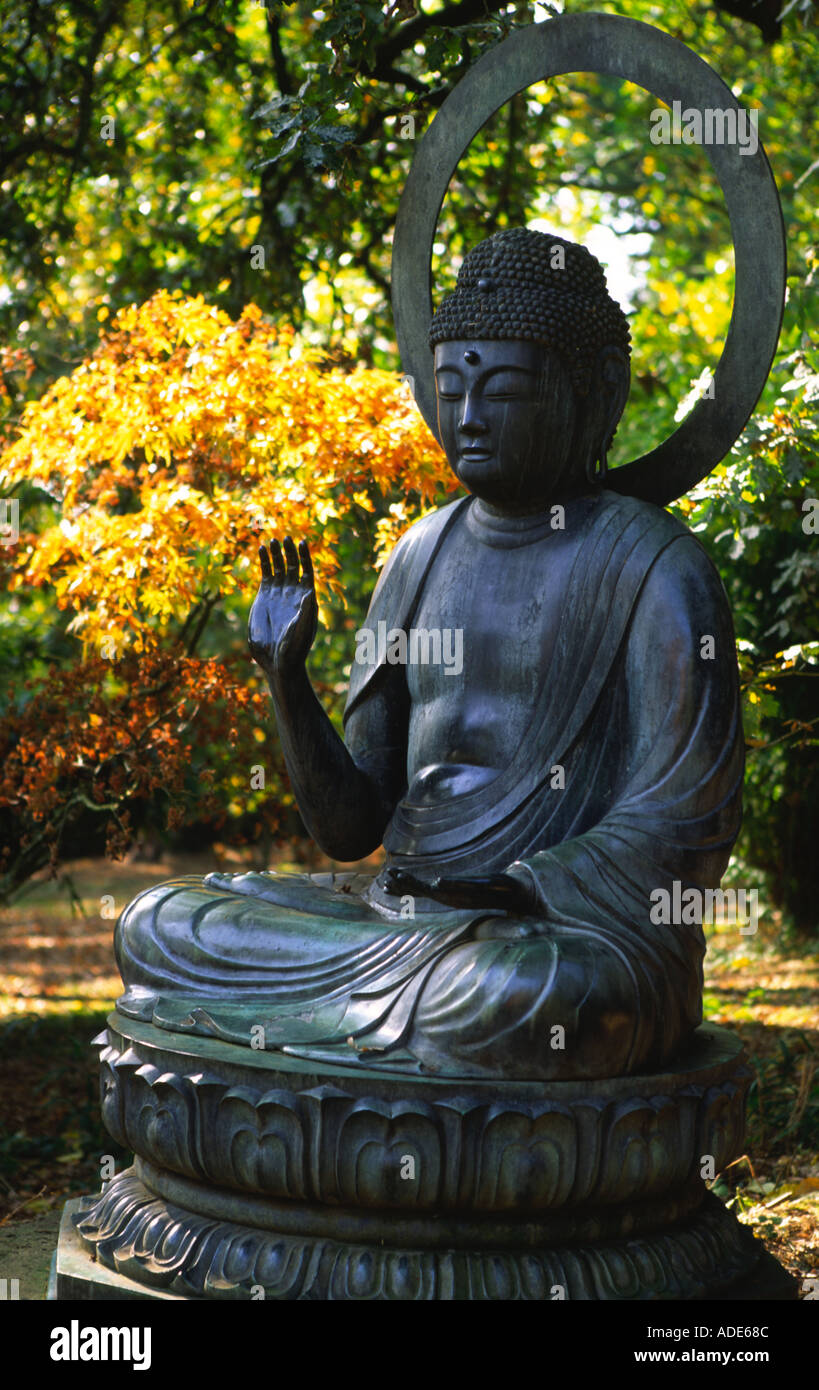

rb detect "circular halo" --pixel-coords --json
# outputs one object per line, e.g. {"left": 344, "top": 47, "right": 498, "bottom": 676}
{"left": 391, "top": 13, "right": 786, "bottom": 506}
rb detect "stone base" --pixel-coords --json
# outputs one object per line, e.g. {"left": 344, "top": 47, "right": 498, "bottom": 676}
{"left": 53, "top": 1177, "right": 796, "bottom": 1302}
{"left": 49, "top": 1199, "right": 191, "bottom": 1301}
{"left": 65, "top": 1162, "right": 776, "bottom": 1301}
{"left": 54, "top": 1014, "right": 797, "bottom": 1301}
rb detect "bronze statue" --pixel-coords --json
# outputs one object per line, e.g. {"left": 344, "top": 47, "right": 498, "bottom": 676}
{"left": 115, "top": 228, "right": 743, "bottom": 1081}
{"left": 59, "top": 15, "right": 794, "bottom": 1303}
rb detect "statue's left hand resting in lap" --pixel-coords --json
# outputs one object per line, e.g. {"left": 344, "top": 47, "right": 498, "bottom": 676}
{"left": 116, "top": 229, "right": 743, "bottom": 1080}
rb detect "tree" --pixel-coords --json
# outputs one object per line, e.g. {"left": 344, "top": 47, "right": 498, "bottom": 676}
{"left": 0, "top": 289, "right": 453, "bottom": 901}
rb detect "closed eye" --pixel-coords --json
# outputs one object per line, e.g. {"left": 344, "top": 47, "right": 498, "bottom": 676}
{"left": 483, "top": 372, "right": 537, "bottom": 399}
{"left": 435, "top": 374, "right": 463, "bottom": 400}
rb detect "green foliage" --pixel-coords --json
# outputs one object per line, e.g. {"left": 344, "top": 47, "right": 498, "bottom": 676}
{"left": 255, "top": 78, "right": 358, "bottom": 171}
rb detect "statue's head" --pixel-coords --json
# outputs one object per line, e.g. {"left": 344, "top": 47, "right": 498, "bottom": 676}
{"left": 429, "top": 227, "right": 631, "bottom": 510}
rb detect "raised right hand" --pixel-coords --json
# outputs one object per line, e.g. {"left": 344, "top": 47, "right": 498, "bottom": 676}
{"left": 248, "top": 537, "right": 318, "bottom": 679}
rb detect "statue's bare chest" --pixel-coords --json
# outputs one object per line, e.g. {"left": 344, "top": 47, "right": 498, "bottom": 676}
{"left": 405, "top": 518, "right": 574, "bottom": 774}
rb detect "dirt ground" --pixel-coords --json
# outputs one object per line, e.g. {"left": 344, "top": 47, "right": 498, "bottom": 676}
{"left": 0, "top": 850, "right": 817, "bottom": 1294}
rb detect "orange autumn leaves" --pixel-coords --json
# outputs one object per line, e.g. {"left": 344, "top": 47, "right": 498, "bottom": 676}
{"left": 0, "top": 645, "right": 286, "bottom": 904}
{"left": 0, "top": 652, "right": 257, "bottom": 841}
{"left": 0, "top": 290, "right": 452, "bottom": 655}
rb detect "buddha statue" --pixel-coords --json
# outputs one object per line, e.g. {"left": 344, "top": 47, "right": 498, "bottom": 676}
{"left": 114, "top": 227, "right": 743, "bottom": 1083}
{"left": 59, "top": 12, "right": 795, "bottom": 1302}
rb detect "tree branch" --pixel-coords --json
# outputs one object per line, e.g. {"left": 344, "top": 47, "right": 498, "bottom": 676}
{"left": 373, "top": 0, "right": 513, "bottom": 70}
{"left": 266, "top": 10, "right": 294, "bottom": 96}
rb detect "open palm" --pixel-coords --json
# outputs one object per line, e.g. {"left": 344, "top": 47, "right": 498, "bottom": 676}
{"left": 248, "top": 537, "right": 318, "bottom": 678}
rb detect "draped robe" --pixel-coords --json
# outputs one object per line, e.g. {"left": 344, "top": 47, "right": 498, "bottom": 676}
{"left": 115, "top": 490, "right": 743, "bottom": 1080}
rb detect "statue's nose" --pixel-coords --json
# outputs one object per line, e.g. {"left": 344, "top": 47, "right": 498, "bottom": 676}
{"left": 459, "top": 391, "right": 488, "bottom": 435}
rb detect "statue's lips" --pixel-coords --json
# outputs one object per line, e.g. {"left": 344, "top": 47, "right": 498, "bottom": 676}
{"left": 460, "top": 448, "right": 493, "bottom": 460}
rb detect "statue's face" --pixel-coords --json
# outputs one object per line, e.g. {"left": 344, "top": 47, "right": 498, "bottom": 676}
{"left": 434, "top": 340, "right": 578, "bottom": 510}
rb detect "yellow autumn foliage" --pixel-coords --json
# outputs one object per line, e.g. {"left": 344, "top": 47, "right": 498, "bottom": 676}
{"left": 0, "top": 291, "right": 454, "bottom": 653}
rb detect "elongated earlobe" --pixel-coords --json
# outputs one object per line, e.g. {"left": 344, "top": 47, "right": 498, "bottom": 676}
{"left": 586, "top": 348, "right": 629, "bottom": 487}
{"left": 586, "top": 442, "right": 608, "bottom": 487}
